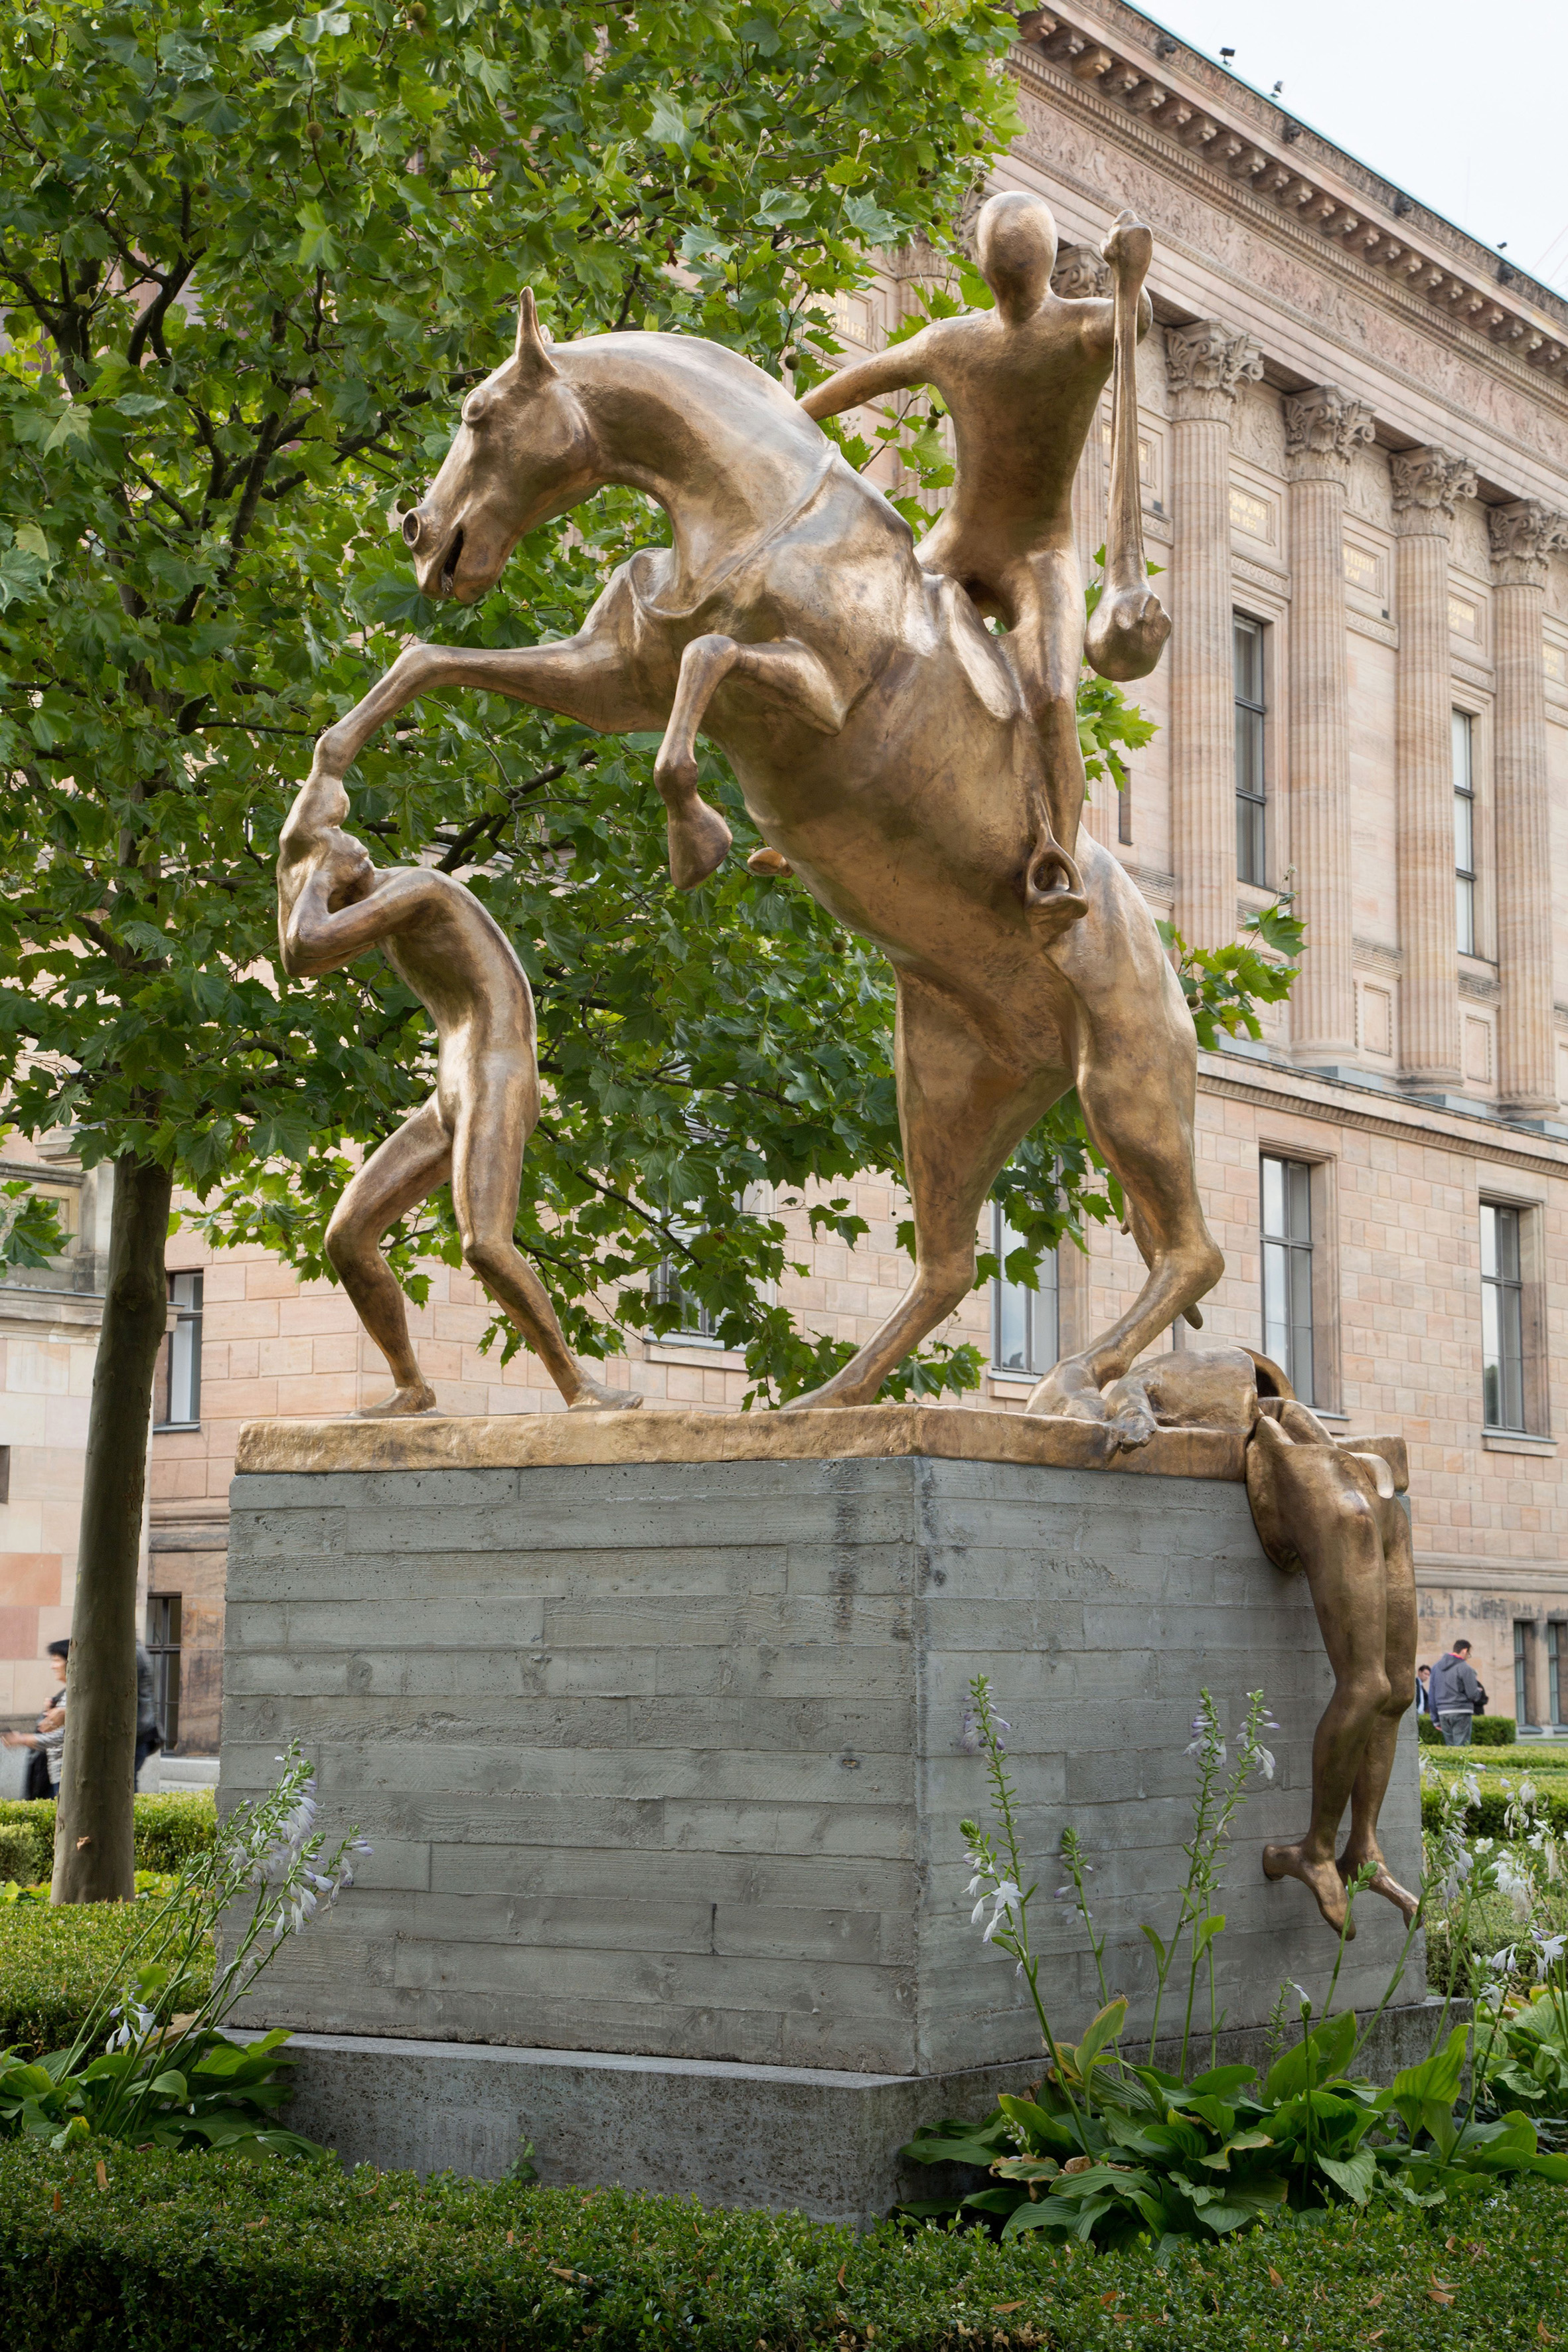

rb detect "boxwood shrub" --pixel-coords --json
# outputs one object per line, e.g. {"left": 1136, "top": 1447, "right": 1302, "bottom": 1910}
{"left": 0, "top": 1893, "right": 213, "bottom": 2059}
{"left": 0, "top": 1788, "right": 214, "bottom": 1885}
{"left": 0, "top": 2142, "right": 1564, "bottom": 2349}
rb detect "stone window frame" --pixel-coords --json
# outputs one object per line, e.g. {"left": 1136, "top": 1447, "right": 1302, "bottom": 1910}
{"left": 1255, "top": 1137, "right": 1341, "bottom": 1414}
{"left": 1474, "top": 1176, "right": 1550, "bottom": 1441}
{"left": 1449, "top": 686, "right": 1496, "bottom": 971}
{"left": 1231, "top": 572, "right": 1290, "bottom": 905}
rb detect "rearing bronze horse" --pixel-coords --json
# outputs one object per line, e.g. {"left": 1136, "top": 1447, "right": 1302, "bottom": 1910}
{"left": 307, "top": 209, "right": 1220, "bottom": 1428}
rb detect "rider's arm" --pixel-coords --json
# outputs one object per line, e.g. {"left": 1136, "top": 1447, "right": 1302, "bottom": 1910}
{"left": 1079, "top": 287, "right": 1153, "bottom": 359}
{"left": 799, "top": 330, "right": 938, "bottom": 422}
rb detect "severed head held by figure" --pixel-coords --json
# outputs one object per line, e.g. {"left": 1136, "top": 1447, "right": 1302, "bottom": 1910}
{"left": 275, "top": 759, "right": 637, "bottom": 1419}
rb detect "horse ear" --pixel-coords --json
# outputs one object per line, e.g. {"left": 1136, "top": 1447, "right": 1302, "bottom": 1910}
{"left": 514, "top": 287, "right": 558, "bottom": 384}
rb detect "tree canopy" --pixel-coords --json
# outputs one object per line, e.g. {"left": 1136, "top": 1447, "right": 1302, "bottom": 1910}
{"left": 0, "top": 0, "right": 1294, "bottom": 1407}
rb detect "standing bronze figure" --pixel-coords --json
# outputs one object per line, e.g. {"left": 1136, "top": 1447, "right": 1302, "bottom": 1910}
{"left": 303, "top": 196, "right": 1220, "bottom": 1417}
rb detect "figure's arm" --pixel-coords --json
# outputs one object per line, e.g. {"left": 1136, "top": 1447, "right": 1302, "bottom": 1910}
{"left": 281, "top": 864, "right": 437, "bottom": 980}
{"left": 799, "top": 328, "right": 939, "bottom": 422}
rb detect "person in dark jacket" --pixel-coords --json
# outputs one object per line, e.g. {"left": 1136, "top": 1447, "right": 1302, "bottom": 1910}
{"left": 25, "top": 1640, "right": 68, "bottom": 1799}
{"left": 1430, "top": 1640, "right": 1487, "bottom": 1745}
{"left": 1415, "top": 1664, "right": 1435, "bottom": 1719}
{"left": 135, "top": 1639, "right": 163, "bottom": 1788}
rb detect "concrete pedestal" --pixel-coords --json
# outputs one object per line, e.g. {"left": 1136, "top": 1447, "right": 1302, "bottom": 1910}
{"left": 220, "top": 1406, "right": 1426, "bottom": 2214}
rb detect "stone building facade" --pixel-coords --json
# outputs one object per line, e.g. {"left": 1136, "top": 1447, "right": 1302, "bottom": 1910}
{"left": 7, "top": 0, "right": 1568, "bottom": 1745}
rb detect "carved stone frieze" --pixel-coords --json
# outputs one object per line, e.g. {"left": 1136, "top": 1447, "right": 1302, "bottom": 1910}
{"left": 1389, "top": 447, "right": 1478, "bottom": 533}
{"left": 1052, "top": 241, "right": 1110, "bottom": 299}
{"left": 1283, "top": 386, "right": 1375, "bottom": 478}
{"left": 1488, "top": 499, "right": 1568, "bottom": 587}
{"left": 1164, "top": 321, "right": 1263, "bottom": 420}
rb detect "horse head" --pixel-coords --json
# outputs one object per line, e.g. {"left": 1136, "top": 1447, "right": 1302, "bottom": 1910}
{"left": 400, "top": 291, "right": 601, "bottom": 603}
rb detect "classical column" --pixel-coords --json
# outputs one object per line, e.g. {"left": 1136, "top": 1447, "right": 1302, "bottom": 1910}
{"left": 1285, "top": 386, "right": 1374, "bottom": 1063}
{"left": 1391, "top": 448, "right": 1477, "bottom": 1090}
{"left": 1489, "top": 500, "right": 1567, "bottom": 1115}
{"left": 1164, "top": 321, "right": 1263, "bottom": 946}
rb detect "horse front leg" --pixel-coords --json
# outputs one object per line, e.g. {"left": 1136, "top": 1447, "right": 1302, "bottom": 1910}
{"left": 655, "top": 634, "right": 848, "bottom": 888}
{"left": 317, "top": 593, "right": 661, "bottom": 777}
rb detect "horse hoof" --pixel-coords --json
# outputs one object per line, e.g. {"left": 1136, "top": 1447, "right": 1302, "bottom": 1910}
{"left": 667, "top": 799, "right": 733, "bottom": 890}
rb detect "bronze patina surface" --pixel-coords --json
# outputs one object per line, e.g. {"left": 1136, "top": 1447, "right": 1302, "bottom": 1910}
{"left": 234, "top": 1399, "right": 1246, "bottom": 1480}
{"left": 293, "top": 195, "right": 1217, "bottom": 1420}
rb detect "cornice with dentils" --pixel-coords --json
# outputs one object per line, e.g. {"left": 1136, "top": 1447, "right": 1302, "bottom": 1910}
{"left": 1011, "top": 5, "right": 1568, "bottom": 412}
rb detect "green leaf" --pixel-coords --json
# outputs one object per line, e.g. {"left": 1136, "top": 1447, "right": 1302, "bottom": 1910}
{"left": 1316, "top": 2147, "right": 1376, "bottom": 2204}
{"left": 295, "top": 200, "right": 343, "bottom": 271}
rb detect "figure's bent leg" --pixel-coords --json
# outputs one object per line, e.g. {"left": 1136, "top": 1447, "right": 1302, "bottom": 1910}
{"left": 1010, "top": 553, "right": 1095, "bottom": 868}
{"left": 451, "top": 1055, "right": 640, "bottom": 1413}
{"left": 317, "top": 572, "right": 661, "bottom": 777}
{"left": 1338, "top": 1489, "right": 1420, "bottom": 1921}
{"left": 325, "top": 1099, "right": 452, "bottom": 1416}
{"left": 1026, "top": 961, "right": 1221, "bottom": 1431}
{"left": 783, "top": 979, "right": 1062, "bottom": 1411}
{"left": 1245, "top": 1413, "right": 1394, "bottom": 1934}
{"left": 654, "top": 635, "right": 850, "bottom": 889}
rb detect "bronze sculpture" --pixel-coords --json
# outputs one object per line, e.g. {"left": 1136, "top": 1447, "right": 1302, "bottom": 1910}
{"left": 304, "top": 195, "right": 1221, "bottom": 1417}
{"left": 276, "top": 765, "right": 637, "bottom": 1417}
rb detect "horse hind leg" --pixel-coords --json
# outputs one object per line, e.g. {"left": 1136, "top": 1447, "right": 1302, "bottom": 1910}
{"left": 655, "top": 634, "right": 848, "bottom": 888}
{"left": 782, "top": 977, "right": 1061, "bottom": 1411}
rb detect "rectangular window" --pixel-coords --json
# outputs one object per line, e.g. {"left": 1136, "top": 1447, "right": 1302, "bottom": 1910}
{"left": 650, "top": 1253, "right": 722, "bottom": 1344}
{"left": 1234, "top": 615, "right": 1267, "bottom": 887}
{"left": 1261, "top": 1155, "right": 1313, "bottom": 1401}
{"left": 1481, "top": 1202, "right": 1525, "bottom": 1431}
{"left": 1514, "top": 1622, "right": 1539, "bottom": 1730}
{"left": 145, "top": 1593, "right": 181, "bottom": 1752}
{"left": 1453, "top": 709, "right": 1476, "bottom": 954}
{"left": 1550, "top": 1622, "right": 1565, "bottom": 1728}
{"left": 991, "top": 1202, "right": 1058, "bottom": 1376}
{"left": 155, "top": 1271, "right": 202, "bottom": 1429}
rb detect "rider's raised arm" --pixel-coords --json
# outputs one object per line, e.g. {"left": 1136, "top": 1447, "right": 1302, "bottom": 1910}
{"left": 799, "top": 329, "right": 940, "bottom": 423}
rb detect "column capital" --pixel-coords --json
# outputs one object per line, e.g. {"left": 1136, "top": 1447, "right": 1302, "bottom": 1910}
{"left": 1390, "top": 446, "right": 1477, "bottom": 535}
{"left": 1052, "top": 242, "right": 1110, "bottom": 299}
{"left": 1488, "top": 498, "right": 1568, "bottom": 588}
{"left": 1164, "top": 321, "right": 1263, "bottom": 420}
{"left": 1284, "top": 386, "right": 1375, "bottom": 481}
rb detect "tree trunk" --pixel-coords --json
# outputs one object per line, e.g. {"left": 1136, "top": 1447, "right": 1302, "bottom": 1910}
{"left": 52, "top": 1153, "right": 172, "bottom": 1905}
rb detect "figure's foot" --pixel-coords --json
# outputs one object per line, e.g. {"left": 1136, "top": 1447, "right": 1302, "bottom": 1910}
{"left": 1025, "top": 1358, "right": 1111, "bottom": 1425}
{"left": 1340, "top": 1851, "right": 1419, "bottom": 1924}
{"left": 1263, "top": 1840, "right": 1354, "bottom": 1936}
{"left": 1022, "top": 836, "right": 1089, "bottom": 937}
{"left": 568, "top": 1379, "right": 643, "bottom": 1413}
{"left": 779, "top": 1371, "right": 869, "bottom": 1413}
{"left": 747, "top": 846, "right": 793, "bottom": 877}
{"left": 354, "top": 1383, "right": 439, "bottom": 1419}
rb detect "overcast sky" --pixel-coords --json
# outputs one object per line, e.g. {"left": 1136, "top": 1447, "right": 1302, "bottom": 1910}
{"left": 1137, "top": 0, "right": 1568, "bottom": 297}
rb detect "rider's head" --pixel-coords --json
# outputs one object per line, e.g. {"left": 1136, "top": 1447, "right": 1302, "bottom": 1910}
{"left": 975, "top": 191, "right": 1058, "bottom": 325}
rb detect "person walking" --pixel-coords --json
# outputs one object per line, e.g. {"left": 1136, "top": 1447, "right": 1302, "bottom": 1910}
{"left": 1430, "top": 1640, "right": 1487, "bottom": 1746}
{"left": 21, "top": 1638, "right": 69, "bottom": 1798}
{"left": 135, "top": 1638, "right": 163, "bottom": 1788}
{"left": 1415, "top": 1664, "right": 1435, "bottom": 1720}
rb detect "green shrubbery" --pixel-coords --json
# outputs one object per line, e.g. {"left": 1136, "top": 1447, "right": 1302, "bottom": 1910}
{"left": 0, "top": 1790, "right": 215, "bottom": 1886}
{"left": 1421, "top": 1780, "right": 1568, "bottom": 1840}
{"left": 0, "top": 1893, "right": 214, "bottom": 2061}
{"left": 0, "top": 2144, "right": 1563, "bottom": 2351}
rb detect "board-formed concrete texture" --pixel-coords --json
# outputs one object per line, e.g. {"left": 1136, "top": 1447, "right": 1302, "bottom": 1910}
{"left": 252, "top": 1998, "right": 1453, "bottom": 2230}
{"left": 220, "top": 1429, "right": 1423, "bottom": 2086}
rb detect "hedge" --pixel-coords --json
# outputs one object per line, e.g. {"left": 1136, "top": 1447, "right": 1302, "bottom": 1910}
{"left": 1421, "top": 1782, "right": 1568, "bottom": 1840}
{"left": 0, "top": 1893, "right": 212, "bottom": 2060}
{"left": 0, "top": 1789, "right": 215, "bottom": 1884}
{"left": 0, "top": 2143, "right": 1564, "bottom": 2350}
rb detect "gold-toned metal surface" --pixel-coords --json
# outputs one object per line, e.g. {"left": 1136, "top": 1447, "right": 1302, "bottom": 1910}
{"left": 276, "top": 767, "right": 637, "bottom": 1419}
{"left": 303, "top": 198, "right": 1217, "bottom": 1418}
{"left": 1246, "top": 1400, "right": 1420, "bottom": 1934}
{"left": 234, "top": 1401, "right": 1247, "bottom": 1480}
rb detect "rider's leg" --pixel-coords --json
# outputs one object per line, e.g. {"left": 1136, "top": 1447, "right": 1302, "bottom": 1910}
{"left": 1026, "top": 947, "right": 1221, "bottom": 1425}
{"left": 783, "top": 976, "right": 1063, "bottom": 1411}
{"left": 1012, "top": 549, "right": 1095, "bottom": 868}
{"left": 654, "top": 634, "right": 850, "bottom": 889}
{"left": 317, "top": 572, "right": 661, "bottom": 777}
{"left": 451, "top": 1054, "right": 638, "bottom": 1412}
{"left": 325, "top": 1099, "right": 452, "bottom": 1417}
